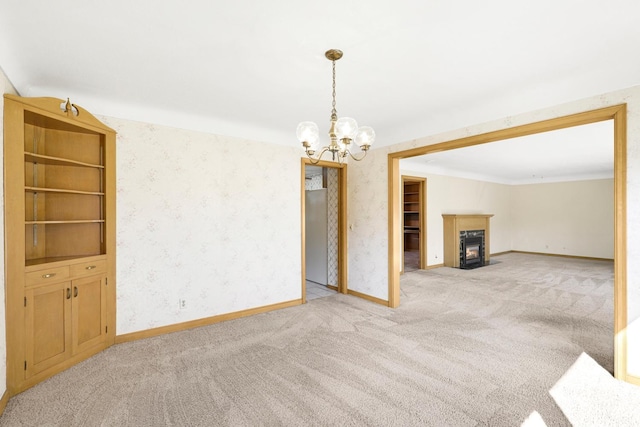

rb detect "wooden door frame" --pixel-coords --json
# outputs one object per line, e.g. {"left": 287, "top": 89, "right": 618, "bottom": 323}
{"left": 401, "top": 176, "right": 427, "bottom": 272}
{"left": 388, "top": 105, "right": 628, "bottom": 381}
{"left": 301, "top": 159, "right": 348, "bottom": 302}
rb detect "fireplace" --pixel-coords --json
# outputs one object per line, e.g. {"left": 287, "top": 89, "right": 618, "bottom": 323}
{"left": 442, "top": 214, "right": 492, "bottom": 268}
{"left": 459, "top": 230, "right": 485, "bottom": 269}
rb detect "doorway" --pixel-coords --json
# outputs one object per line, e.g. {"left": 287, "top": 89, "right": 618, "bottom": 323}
{"left": 402, "top": 176, "right": 426, "bottom": 272}
{"left": 301, "top": 159, "right": 347, "bottom": 303}
{"left": 387, "top": 105, "right": 627, "bottom": 380}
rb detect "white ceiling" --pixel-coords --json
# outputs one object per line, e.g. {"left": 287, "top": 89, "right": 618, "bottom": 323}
{"left": 0, "top": 1, "right": 638, "bottom": 178}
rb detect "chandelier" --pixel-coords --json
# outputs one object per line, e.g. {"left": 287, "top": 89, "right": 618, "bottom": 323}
{"left": 296, "top": 49, "right": 375, "bottom": 164}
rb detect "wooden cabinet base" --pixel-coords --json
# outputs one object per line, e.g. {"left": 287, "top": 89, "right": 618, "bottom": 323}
{"left": 11, "top": 341, "right": 110, "bottom": 396}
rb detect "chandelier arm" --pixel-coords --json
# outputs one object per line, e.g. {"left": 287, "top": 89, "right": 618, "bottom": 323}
{"left": 307, "top": 146, "right": 331, "bottom": 165}
{"left": 346, "top": 149, "right": 368, "bottom": 162}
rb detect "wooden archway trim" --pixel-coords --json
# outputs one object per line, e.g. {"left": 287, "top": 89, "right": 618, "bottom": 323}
{"left": 387, "top": 105, "right": 628, "bottom": 380}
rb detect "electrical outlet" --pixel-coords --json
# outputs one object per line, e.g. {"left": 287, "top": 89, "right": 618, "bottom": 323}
{"left": 179, "top": 299, "right": 187, "bottom": 310}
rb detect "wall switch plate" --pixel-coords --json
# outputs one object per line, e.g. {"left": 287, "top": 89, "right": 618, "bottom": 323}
{"left": 179, "top": 299, "right": 187, "bottom": 310}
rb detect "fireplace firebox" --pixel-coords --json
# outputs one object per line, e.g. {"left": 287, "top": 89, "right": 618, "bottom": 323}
{"left": 459, "top": 230, "right": 485, "bottom": 269}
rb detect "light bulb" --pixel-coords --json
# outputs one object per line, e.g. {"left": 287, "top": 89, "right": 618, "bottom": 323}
{"left": 296, "top": 121, "right": 320, "bottom": 151}
{"left": 335, "top": 117, "right": 358, "bottom": 140}
{"left": 355, "top": 126, "right": 375, "bottom": 149}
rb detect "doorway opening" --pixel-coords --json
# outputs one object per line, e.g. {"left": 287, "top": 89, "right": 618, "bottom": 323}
{"left": 387, "top": 105, "right": 628, "bottom": 380}
{"left": 301, "top": 159, "right": 347, "bottom": 303}
{"left": 402, "top": 176, "right": 426, "bottom": 273}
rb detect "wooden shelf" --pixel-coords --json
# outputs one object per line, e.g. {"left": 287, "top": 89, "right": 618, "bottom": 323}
{"left": 25, "top": 254, "right": 104, "bottom": 268}
{"left": 24, "top": 153, "right": 104, "bottom": 169}
{"left": 403, "top": 180, "right": 423, "bottom": 253}
{"left": 25, "top": 186, "right": 104, "bottom": 196}
{"left": 25, "top": 220, "right": 104, "bottom": 225}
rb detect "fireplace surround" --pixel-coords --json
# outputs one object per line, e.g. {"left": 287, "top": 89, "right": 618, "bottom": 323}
{"left": 442, "top": 214, "right": 493, "bottom": 268}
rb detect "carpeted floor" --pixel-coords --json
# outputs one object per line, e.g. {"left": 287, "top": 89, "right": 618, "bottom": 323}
{"left": 1, "top": 253, "right": 636, "bottom": 426}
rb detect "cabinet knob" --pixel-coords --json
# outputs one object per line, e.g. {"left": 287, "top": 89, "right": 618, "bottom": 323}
{"left": 42, "top": 273, "right": 56, "bottom": 279}
{"left": 85, "top": 265, "right": 96, "bottom": 270}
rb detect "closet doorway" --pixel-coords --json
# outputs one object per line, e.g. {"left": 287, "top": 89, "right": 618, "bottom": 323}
{"left": 402, "top": 176, "right": 426, "bottom": 272}
{"left": 301, "top": 159, "right": 347, "bottom": 303}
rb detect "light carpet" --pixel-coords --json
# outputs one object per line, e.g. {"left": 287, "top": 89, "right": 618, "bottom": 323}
{"left": 0, "top": 253, "right": 636, "bottom": 426}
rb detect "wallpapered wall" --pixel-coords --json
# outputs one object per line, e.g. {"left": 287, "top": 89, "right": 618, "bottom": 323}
{"left": 98, "top": 117, "right": 302, "bottom": 335}
{"left": 349, "top": 86, "right": 640, "bottom": 377}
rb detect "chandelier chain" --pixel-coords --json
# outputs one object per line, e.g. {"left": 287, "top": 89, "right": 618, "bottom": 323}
{"left": 331, "top": 60, "right": 337, "bottom": 121}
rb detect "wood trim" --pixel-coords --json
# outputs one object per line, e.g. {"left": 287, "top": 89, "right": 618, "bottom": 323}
{"left": 425, "top": 263, "right": 445, "bottom": 270}
{"left": 326, "top": 284, "right": 338, "bottom": 292}
{"left": 509, "top": 250, "right": 614, "bottom": 262}
{"left": 347, "top": 289, "right": 388, "bottom": 306}
{"left": 3, "top": 94, "right": 115, "bottom": 133}
{"left": 115, "top": 299, "right": 302, "bottom": 344}
{"left": 338, "top": 162, "right": 348, "bottom": 294}
{"left": 300, "top": 159, "right": 348, "bottom": 303}
{"left": 388, "top": 156, "right": 400, "bottom": 308}
{"left": 613, "top": 105, "right": 628, "bottom": 382}
{"left": 392, "top": 105, "right": 626, "bottom": 160}
{"left": 0, "top": 391, "right": 9, "bottom": 418}
{"left": 3, "top": 98, "right": 26, "bottom": 395}
{"left": 387, "top": 104, "right": 629, "bottom": 381}
{"left": 490, "top": 251, "right": 512, "bottom": 257}
{"left": 300, "top": 159, "right": 307, "bottom": 303}
{"left": 627, "top": 375, "right": 640, "bottom": 386}
{"left": 104, "top": 130, "right": 117, "bottom": 345}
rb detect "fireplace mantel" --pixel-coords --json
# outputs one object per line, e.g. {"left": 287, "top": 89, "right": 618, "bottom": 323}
{"left": 442, "top": 214, "right": 494, "bottom": 268}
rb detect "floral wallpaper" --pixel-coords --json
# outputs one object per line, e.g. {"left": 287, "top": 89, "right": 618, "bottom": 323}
{"left": 348, "top": 86, "right": 640, "bottom": 377}
{"left": 99, "top": 117, "right": 302, "bottom": 335}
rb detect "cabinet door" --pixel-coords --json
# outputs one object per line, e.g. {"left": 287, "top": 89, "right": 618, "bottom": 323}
{"left": 25, "top": 282, "right": 72, "bottom": 378}
{"left": 72, "top": 275, "right": 107, "bottom": 354}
